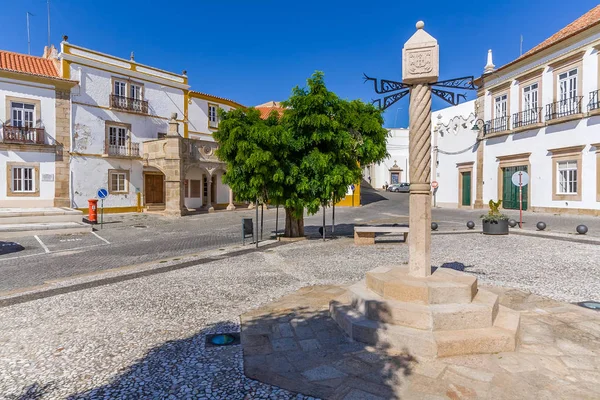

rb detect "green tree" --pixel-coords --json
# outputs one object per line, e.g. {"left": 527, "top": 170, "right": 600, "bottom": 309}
{"left": 215, "top": 71, "right": 388, "bottom": 237}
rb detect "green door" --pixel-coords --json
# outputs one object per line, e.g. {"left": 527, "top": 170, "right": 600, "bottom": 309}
{"left": 461, "top": 172, "right": 471, "bottom": 206}
{"left": 502, "top": 166, "right": 528, "bottom": 210}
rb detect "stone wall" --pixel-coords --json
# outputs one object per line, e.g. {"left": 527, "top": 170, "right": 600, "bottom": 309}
{"left": 54, "top": 89, "right": 71, "bottom": 207}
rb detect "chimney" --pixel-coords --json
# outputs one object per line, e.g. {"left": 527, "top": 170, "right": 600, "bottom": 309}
{"left": 168, "top": 113, "right": 179, "bottom": 136}
{"left": 42, "top": 45, "right": 61, "bottom": 75}
{"left": 484, "top": 49, "right": 495, "bottom": 74}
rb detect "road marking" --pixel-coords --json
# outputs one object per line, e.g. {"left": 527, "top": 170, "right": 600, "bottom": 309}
{"left": 34, "top": 235, "right": 50, "bottom": 253}
{"left": 92, "top": 231, "right": 110, "bottom": 245}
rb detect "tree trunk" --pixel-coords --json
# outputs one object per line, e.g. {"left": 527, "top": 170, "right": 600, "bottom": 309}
{"left": 284, "top": 207, "right": 304, "bottom": 237}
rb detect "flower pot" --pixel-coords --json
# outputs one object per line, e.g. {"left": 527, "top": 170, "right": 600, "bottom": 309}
{"left": 482, "top": 219, "right": 509, "bottom": 235}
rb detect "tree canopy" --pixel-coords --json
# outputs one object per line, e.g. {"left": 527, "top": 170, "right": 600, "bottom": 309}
{"left": 214, "top": 71, "right": 388, "bottom": 236}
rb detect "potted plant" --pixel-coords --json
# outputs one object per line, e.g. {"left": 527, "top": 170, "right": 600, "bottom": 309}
{"left": 481, "top": 199, "right": 509, "bottom": 235}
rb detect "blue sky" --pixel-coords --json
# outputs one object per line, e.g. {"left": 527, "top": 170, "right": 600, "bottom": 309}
{"left": 1, "top": 0, "right": 599, "bottom": 127}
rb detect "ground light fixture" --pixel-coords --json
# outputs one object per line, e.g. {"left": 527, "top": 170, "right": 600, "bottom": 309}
{"left": 205, "top": 333, "right": 240, "bottom": 347}
{"left": 576, "top": 301, "right": 600, "bottom": 311}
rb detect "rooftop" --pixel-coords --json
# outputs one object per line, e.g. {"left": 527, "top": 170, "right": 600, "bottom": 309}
{"left": 0, "top": 50, "right": 59, "bottom": 78}
{"left": 255, "top": 100, "right": 285, "bottom": 119}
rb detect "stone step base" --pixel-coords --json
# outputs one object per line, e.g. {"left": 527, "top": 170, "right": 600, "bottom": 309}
{"left": 330, "top": 294, "right": 519, "bottom": 358}
{"left": 0, "top": 207, "right": 83, "bottom": 225}
{"left": 347, "top": 281, "right": 499, "bottom": 331}
{"left": 366, "top": 266, "right": 477, "bottom": 304}
{"left": 0, "top": 222, "right": 92, "bottom": 239}
{"left": 145, "top": 204, "right": 165, "bottom": 212}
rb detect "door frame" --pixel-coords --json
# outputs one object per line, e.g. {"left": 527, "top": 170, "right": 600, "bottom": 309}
{"left": 457, "top": 161, "right": 474, "bottom": 209}
{"left": 496, "top": 153, "right": 531, "bottom": 211}
{"left": 143, "top": 171, "right": 165, "bottom": 205}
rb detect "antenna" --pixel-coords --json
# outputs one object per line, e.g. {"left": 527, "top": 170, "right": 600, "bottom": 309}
{"left": 47, "top": 0, "right": 51, "bottom": 47}
{"left": 520, "top": 35, "right": 523, "bottom": 56}
{"left": 26, "top": 12, "right": 34, "bottom": 55}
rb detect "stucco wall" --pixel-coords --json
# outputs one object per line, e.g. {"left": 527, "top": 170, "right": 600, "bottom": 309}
{"left": 0, "top": 79, "right": 57, "bottom": 142}
{"left": 365, "top": 128, "right": 410, "bottom": 189}
{"left": 431, "top": 101, "right": 477, "bottom": 208}
{"left": 184, "top": 166, "right": 205, "bottom": 209}
{"left": 188, "top": 97, "right": 232, "bottom": 136}
{"left": 0, "top": 151, "right": 56, "bottom": 207}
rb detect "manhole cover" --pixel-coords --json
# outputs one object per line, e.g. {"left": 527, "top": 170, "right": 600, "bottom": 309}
{"left": 205, "top": 333, "right": 240, "bottom": 347}
{"left": 576, "top": 301, "right": 600, "bottom": 311}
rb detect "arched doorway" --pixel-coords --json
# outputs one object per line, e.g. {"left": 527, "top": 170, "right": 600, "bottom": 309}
{"left": 144, "top": 169, "right": 165, "bottom": 205}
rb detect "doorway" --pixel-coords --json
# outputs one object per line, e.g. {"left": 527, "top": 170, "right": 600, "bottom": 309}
{"left": 502, "top": 166, "right": 528, "bottom": 210}
{"left": 144, "top": 174, "right": 164, "bottom": 204}
{"left": 461, "top": 171, "right": 471, "bottom": 206}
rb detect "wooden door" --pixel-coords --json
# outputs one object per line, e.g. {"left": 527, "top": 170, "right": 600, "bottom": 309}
{"left": 502, "top": 166, "right": 528, "bottom": 210}
{"left": 144, "top": 174, "right": 164, "bottom": 204}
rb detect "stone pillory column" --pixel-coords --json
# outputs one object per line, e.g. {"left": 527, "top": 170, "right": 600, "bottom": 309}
{"left": 164, "top": 113, "right": 184, "bottom": 216}
{"left": 403, "top": 21, "right": 438, "bottom": 278}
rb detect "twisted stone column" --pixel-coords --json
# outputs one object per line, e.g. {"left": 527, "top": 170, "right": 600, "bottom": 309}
{"left": 408, "top": 83, "right": 432, "bottom": 277}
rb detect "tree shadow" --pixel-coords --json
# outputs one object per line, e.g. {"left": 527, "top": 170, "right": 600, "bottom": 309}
{"left": 0, "top": 241, "right": 25, "bottom": 256}
{"left": 7, "top": 382, "right": 55, "bottom": 400}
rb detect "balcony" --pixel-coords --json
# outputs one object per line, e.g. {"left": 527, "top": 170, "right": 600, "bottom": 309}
{"left": 104, "top": 142, "right": 140, "bottom": 157}
{"left": 512, "top": 108, "right": 542, "bottom": 130}
{"left": 589, "top": 90, "right": 600, "bottom": 113}
{"left": 545, "top": 96, "right": 583, "bottom": 122}
{"left": 110, "top": 95, "right": 148, "bottom": 114}
{"left": 1, "top": 124, "right": 45, "bottom": 145}
{"left": 484, "top": 115, "right": 510, "bottom": 136}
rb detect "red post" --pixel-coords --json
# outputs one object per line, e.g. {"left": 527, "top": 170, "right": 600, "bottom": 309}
{"left": 88, "top": 199, "right": 98, "bottom": 224}
{"left": 519, "top": 172, "right": 523, "bottom": 229}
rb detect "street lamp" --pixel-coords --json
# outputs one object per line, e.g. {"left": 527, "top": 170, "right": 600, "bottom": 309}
{"left": 471, "top": 118, "right": 486, "bottom": 132}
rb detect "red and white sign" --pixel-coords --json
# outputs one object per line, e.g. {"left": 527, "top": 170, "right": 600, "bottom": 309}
{"left": 431, "top": 181, "right": 439, "bottom": 189}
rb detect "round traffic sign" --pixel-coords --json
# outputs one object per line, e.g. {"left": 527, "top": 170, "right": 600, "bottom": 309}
{"left": 431, "top": 181, "right": 439, "bottom": 189}
{"left": 350, "top": 184, "right": 355, "bottom": 191}
{"left": 97, "top": 188, "right": 108, "bottom": 199}
{"left": 511, "top": 171, "right": 529, "bottom": 187}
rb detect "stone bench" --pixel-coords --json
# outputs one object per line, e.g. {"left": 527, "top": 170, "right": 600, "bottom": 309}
{"left": 354, "top": 226, "right": 409, "bottom": 245}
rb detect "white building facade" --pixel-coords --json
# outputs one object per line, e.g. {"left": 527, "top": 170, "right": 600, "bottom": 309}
{"left": 432, "top": 7, "right": 600, "bottom": 215}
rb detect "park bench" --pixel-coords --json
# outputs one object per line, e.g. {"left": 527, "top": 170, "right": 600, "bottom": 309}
{"left": 354, "top": 226, "right": 409, "bottom": 245}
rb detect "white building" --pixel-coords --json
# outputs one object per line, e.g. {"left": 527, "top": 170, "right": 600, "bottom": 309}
{"left": 364, "top": 128, "right": 410, "bottom": 189}
{"left": 0, "top": 47, "right": 77, "bottom": 208}
{"left": 57, "top": 38, "right": 243, "bottom": 215}
{"left": 433, "top": 5, "right": 600, "bottom": 215}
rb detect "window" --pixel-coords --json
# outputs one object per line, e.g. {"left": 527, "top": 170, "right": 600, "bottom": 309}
{"left": 130, "top": 84, "right": 142, "bottom": 100}
{"left": 11, "top": 102, "right": 35, "bottom": 127}
{"left": 522, "top": 83, "right": 538, "bottom": 111}
{"left": 494, "top": 94, "right": 508, "bottom": 117}
{"left": 558, "top": 68, "right": 578, "bottom": 101}
{"left": 114, "top": 80, "right": 127, "bottom": 98}
{"left": 109, "top": 126, "right": 127, "bottom": 147}
{"left": 12, "top": 166, "right": 35, "bottom": 192}
{"left": 109, "top": 170, "right": 129, "bottom": 193}
{"left": 208, "top": 104, "right": 219, "bottom": 128}
{"left": 557, "top": 160, "right": 577, "bottom": 194}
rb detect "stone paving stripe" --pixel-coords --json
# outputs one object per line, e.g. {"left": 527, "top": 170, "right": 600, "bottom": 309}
{"left": 0, "top": 241, "right": 288, "bottom": 308}
{"left": 34, "top": 235, "right": 50, "bottom": 253}
{"left": 301, "top": 365, "right": 348, "bottom": 381}
{"left": 511, "top": 230, "right": 600, "bottom": 245}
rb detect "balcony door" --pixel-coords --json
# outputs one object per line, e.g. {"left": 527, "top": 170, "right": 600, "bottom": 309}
{"left": 11, "top": 102, "right": 34, "bottom": 128}
{"left": 558, "top": 68, "right": 578, "bottom": 113}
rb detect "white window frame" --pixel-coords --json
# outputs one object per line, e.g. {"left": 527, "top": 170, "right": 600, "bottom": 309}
{"left": 109, "top": 126, "right": 128, "bottom": 147}
{"left": 208, "top": 104, "right": 219, "bottom": 128}
{"left": 130, "top": 83, "right": 142, "bottom": 100}
{"left": 12, "top": 166, "right": 35, "bottom": 193}
{"left": 558, "top": 68, "right": 578, "bottom": 101}
{"left": 11, "top": 102, "right": 35, "bottom": 128}
{"left": 109, "top": 170, "right": 128, "bottom": 193}
{"left": 557, "top": 160, "right": 578, "bottom": 195}
{"left": 494, "top": 94, "right": 508, "bottom": 118}
{"left": 522, "top": 83, "right": 538, "bottom": 112}
{"left": 114, "top": 80, "right": 127, "bottom": 98}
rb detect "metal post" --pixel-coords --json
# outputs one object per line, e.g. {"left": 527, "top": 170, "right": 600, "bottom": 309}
{"left": 322, "top": 205, "right": 326, "bottom": 241}
{"left": 352, "top": 189, "right": 355, "bottom": 207}
{"left": 255, "top": 199, "right": 259, "bottom": 248}
{"left": 100, "top": 199, "right": 104, "bottom": 229}
{"left": 332, "top": 201, "right": 335, "bottom": 235}
{"left": 519, "top": 172, "right": 523, "bottom": 229}
{"left": 26, "top": 12, "right": 32, "bottom": 55}
{"left": 275, "top": 205, "right": 279, "bottom": 238}
{"left": 434, "top": 188, "right": 437, "bottom": 207}
{"left": 260, "top": 203, "right": 264, "bottom": 241}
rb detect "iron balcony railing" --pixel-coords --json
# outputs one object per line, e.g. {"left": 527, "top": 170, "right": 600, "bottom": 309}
{"left": 545, "top": 96, "right": 583, "bottom": 121}
{"left": 105, "top": 142, "right": 140, "bottom": 157}
{"left": 589, "top": 90, "right": 600, "bottom": 112}
{"left": 1, "top": 124, "right": 45, "bottom": 144}
{"left": 484, "top": 115, "right": 510, "bottom": 135}
{"left": 110, "top": 95, "right": 148, "bottom": 114}
{"left": 512, "top": 108, "right": 542, "bottom": 129}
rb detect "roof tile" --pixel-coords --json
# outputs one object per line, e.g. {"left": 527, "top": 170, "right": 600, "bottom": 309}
{"left": 0, "top": 50, "right": 59, "bottom": 78}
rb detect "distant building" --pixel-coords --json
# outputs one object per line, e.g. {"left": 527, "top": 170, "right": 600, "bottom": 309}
{"left": 364, "top": 128, "right": 409, "bottom": 189}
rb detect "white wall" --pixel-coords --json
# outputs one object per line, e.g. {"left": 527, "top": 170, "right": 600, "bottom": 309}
{"left": 188, "top": 97, "right": 233, "bottom": 137}
{"left": 431, "top": 100, "right": 477, "bottom": 207}
{"left": 184, "top": 167, "right": 205, "bottom": 209}
{"left": 215, "top": 171, "right": 229, "bottom": 204}
{"left": 367, "top": 128, "right": 409, "bottom": 189}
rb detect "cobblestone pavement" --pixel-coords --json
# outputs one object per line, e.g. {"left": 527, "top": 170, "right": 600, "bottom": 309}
{"left": 1, "top": 232, "right": 599, "bottom": 399}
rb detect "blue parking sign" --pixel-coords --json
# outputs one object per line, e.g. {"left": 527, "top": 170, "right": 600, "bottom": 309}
{"left": 97, "top": 188, "right": 108, "bottom": 199}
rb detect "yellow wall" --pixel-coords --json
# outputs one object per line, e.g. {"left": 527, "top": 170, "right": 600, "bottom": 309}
{"left": 336, "top": 183, "right": 361, "bottom": 207}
